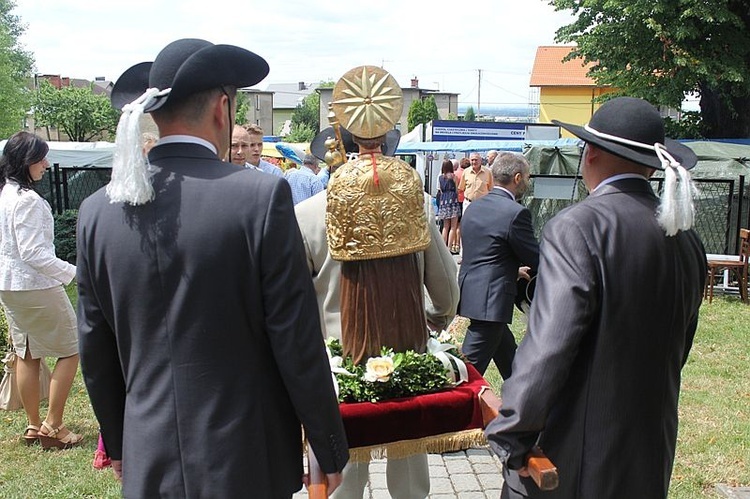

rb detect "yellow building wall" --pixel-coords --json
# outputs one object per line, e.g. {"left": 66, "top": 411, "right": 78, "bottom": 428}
{"left": 538, "top": 87, "right": 617, "bottom": 137}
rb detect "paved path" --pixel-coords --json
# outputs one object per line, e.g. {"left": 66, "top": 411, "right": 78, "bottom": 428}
{"left": 716, "top": 485, "right": 750, "bottom": 499}
{"left": 293, "top": 446, "right": 505, "bottom": 498}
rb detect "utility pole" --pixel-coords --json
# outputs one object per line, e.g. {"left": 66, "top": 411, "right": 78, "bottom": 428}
{"left": 477, "top": 69, "right": 482, "bottom": 115}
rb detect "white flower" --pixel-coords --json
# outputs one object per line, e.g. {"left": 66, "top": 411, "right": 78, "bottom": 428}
{"left": 363, "top": 356, "right": 395, "bottom": 383}
{"left": 437, "top": 330, "right": 453, "bottom": 343}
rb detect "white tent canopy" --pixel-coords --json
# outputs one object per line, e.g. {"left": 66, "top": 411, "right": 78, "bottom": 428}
{"left": 0, "top": 140, "right": 116, "bottom": 168}
{"left": 0, "top": 140, "right": 312, "bottom": 168}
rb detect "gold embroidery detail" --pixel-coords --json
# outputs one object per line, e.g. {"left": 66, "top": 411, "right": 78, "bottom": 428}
{"left": 326, "top": 154, "right": 430, "bottom": 261}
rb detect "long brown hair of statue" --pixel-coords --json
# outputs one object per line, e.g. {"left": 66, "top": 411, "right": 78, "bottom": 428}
{"left": 340, "top": 254, "right": 427, "bottom": 364}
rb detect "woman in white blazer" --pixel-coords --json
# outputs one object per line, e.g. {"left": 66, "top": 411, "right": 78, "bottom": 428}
{"left": 0, "top": 132, "right": 82, "bottom": 449}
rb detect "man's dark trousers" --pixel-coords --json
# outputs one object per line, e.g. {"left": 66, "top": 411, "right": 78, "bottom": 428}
{"left": 462, "top": 319, "right": 516, "bottom": 378}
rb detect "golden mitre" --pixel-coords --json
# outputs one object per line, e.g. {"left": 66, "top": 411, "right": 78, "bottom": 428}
{"left": 326, "top": 65, "right": 430, "bottom": 261}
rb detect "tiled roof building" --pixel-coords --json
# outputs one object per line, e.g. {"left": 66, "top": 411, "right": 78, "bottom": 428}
{"left": 529, "top": 46, "right": 616, "bottom": 131}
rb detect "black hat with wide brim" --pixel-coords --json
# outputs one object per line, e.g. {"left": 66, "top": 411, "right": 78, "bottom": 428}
{"left": 310, "top": 127, "right": 401, "bottom": 162}
{"left": 111, "top": 38, "right": 269, "bottom": 112}
{"left": 553, "top": 97, "right": 697, "bottom": 170}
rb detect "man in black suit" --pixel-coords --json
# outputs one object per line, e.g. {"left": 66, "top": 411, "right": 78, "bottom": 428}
{"left": 76, "top": 39, "right": 347, "bottom": 498}
{"left": 458, "top": 152, "right": 539, "bottom": 377}
{"left": 485, "top": 98, "right": 706, "bottom": 498}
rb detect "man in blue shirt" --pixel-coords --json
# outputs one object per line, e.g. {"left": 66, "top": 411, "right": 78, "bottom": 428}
{"left": 230, "top": 124, "right": 283, "bottom": 177}
{"left": 316, "top": 165, "right": 330, "bottom": 188}
{"left": 284, "top": 154, "right": 324, "bottom": 205}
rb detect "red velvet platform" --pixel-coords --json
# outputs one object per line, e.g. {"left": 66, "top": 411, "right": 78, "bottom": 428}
{"left": 339, "top": 363, "right": 489, "bottom": 451}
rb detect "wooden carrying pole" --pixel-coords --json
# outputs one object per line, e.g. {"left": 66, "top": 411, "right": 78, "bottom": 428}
{"left": 306, "top": 387, "right": 558, "bottom": 497}
{"left": 479, "top": 388, "right": 559, "bottom": 491}
{"left": 307, "top": 445, "right": 327, "bottom": 499}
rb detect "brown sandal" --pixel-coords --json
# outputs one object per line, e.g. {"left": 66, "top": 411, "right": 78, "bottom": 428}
{"left": 23, "top": 425, "right": 40, "bottom": 446}
{"left": 38, "top": 421, "right": 83, "bottom": 450}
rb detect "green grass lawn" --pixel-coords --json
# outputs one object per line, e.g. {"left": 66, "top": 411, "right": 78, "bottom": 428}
{"left": 472, "top": 297, "right": 749, "bottom": 499}
{"left": 0, "top": 290, "right": 748, "bottom": 498}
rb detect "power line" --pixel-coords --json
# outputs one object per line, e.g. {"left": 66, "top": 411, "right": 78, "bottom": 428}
{"left": 481, "top": 78, "right": 530, "bottom": 101}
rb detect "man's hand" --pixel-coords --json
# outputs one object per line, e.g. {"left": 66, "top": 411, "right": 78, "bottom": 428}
{"left": 325, "top": 472, "right": 344, "bottom": 494}
{"left": 111, "top": 459, "right": 123, "bottom": 481}
{"left": 517, "top": 266, "right": 532, "bottom": 281}
{"left": 517, "top": 466, "right": 530, "bottom": 478}
{"left": 302, "top": 471, "right": 344, "bottom": 496}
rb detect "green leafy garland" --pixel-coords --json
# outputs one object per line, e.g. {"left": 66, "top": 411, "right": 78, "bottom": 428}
{"left": 326, "top": 335, "right": 463, "bottom": 404}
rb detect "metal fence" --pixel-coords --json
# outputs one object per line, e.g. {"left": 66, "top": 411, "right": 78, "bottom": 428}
{"left": 524, "top": 174, "right": 748, "bottom": 254}
{"left": 524, "top": 174, "right": 748, "bottom": 256}
{"left": 40, "top": 164, "right": 749, "bottom": 255}
{"left": 692, "top": 176, "right": 748, "bottom": 254}
{"left": 39, "top": 164, "right": 111, "bottom": 214}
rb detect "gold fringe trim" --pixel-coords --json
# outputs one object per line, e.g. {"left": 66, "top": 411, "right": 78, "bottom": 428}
{"left": 348, "top": 429, "right": 487, "bottom": 463}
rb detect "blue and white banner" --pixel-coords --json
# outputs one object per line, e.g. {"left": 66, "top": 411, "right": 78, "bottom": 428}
{"left": 432, "top": 120, "right": 526, "bottom": 141}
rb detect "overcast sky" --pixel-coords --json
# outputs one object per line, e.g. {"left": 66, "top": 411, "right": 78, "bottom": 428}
{"left": 13, "top": 0, "right": 575, "bottom": 107}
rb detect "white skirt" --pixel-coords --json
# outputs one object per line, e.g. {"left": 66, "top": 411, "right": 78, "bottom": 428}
{"left": 0, "top": 286, "right": 78, "bottom": 359}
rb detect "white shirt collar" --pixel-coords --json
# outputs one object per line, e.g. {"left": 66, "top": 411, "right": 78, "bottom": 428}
{"left": 493, "top": 185, "right": 515, "bottom": 200}
{"left": 593, "top": 173, "right": 648, "bottom": 192}
{"left": 157, "top": 135, "right": 218, "bottom": 155}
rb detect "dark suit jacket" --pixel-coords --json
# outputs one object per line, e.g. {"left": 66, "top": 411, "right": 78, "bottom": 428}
{"left": 485, "top": 178, "right": 707, "bottom": 498}
{"left": 76, "top": 143, "right": 348, "bottom": 498}
{"left": 458, "top": 188, "right": 539, "bottom": 323}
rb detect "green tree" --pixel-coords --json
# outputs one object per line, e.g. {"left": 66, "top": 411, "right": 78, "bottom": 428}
{"left": 235, "top": 91, "right": 250, "bottom": 125}
{"left": 33, "top": 80, "right": 120, "bottom": 142}
{"left": 285, "top": 123, "right": 317, "bottom": 142}
{"left": 0, "top": 0, "right": 34, "bottom": 138}
{"left": 407, "top": 100, "right": 422, "bottom": 132}
{"left": 407, "top": 96, "right": 440, "bottom": 132}
{"left": 549, "top": 0, "right": 750, "bottom": 138}
{"left": 287, "top": 91, "right": 319, "bottom": 142}
{"left": 464, "top": 106, "right": 476, "bottom": 122}
{"left": 664, "top": 111, "right": 703, "bottom": 139}
{"left": 423, "top": 95, "right": 439, "bottom": 123}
